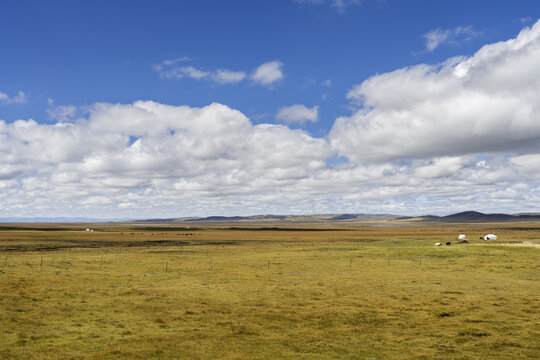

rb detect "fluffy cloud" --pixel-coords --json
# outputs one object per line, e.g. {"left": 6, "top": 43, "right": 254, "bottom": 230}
{"left": 0, "top": 101, "right": 336, "bottom": 218}
{"left": 212, "top": 69, "right": 247, "bottom": 84}
{"left": 1, "top": 100, "right": 540, "bottom": 218}
{"left": 251, "top": 61, "right": 284, "bottom": 86}
{"left": 178, "top": 65, "right": 210, "bottom": 79}
{"left": 276, "top": 104, "right": 319, "bottom": 124}
{"left": 423, "top": 26, "right": 478, "bottom": 52}
{"left": 331, "top": 19, "right": 540, "bottom": 162}
{"left": 153, "top": 61, "right": 210, "bottom": 80}
{"left": 0, "top": 90, "right": 27, "bottom": 104}
{"left": 154, "top": 58, "right": 279, "bottom": 86}
{"left": 153, "top": 58, "right": 245, "bottom": 84}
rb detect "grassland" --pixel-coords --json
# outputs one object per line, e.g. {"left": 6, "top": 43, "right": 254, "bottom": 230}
{"left": 0, "top": 223, "right": 538, "bottom": 359}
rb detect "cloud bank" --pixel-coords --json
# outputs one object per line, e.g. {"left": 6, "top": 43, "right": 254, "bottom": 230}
{"left": 332, "top": 20, "right": 540, "bottom": 162}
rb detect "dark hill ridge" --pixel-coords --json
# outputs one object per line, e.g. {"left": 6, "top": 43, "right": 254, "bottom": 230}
{"left": 414, "top": 211, "right": 540, "bottom": 223}
{"left": 134, "top": 213, "right": 401, "bottom": 224}
{"left": 329, "top": 214, "right": 361, "bottom": 221}
{"left": 443, "top": 211, "right": 513, "bottom": 221}
{"left": 133, "top": 211, "right": 540, "bottom": 224}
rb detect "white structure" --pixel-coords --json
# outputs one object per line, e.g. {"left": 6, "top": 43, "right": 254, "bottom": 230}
{"left": 484, "top": 234, "right": 497, "bottom": 240}
{"left": 434, "top": 242, "right": 442, "bottom": 246}
{"left": 458, "top": 234, "right": 467, "bottom": 240}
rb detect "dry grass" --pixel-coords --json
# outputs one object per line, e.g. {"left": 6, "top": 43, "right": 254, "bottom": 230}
{"left": 0, "top": 223, "right": 539, "bottom": 359}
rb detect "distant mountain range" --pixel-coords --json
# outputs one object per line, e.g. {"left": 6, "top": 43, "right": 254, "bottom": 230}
{"left": 396, "top": 211, "right": 540, "bottom": 223}
{"left": 2, "top": 211, "right": 540, "bottom": 224}
{"left": 135, "top": 213, "right": 402, "bottom": 224}
{"left": 135, "top": 211, "right": 540, "bottom": 224}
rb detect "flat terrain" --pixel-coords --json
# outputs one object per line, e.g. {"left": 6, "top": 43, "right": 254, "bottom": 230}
{"left": 0, "top": 223, "right": 538, "bottom": 359}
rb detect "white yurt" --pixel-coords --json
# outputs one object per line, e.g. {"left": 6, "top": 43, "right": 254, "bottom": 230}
{"left": 484, "top": 234, "right": 497, "bottom": 240}
{"left": 458, "top": 234, "right": 467, "bottom": 240}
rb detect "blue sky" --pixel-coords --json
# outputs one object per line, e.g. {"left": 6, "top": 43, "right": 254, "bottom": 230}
{"left": 1, "top": 0, "right": 540, "bottom": 219}
{"left": 3, "top": 0, "right": 537, "bottom": 132}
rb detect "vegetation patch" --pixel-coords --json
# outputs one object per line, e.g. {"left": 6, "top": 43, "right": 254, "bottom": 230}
{"left": 0, "top": 223, "right": 538, "bottom": 359}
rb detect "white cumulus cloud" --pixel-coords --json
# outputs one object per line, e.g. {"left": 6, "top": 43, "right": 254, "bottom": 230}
{"left": 0, "top": 101, "right": 336, "bottom": 218}
{"left": 212, "top": 69, "right": 247, "bottom": 84}
{"left": 332, "top": 19, "right": 540, "bottom": 162}
{"left": 2, "top": 100, "right": 540, "bottom": 218}
{"left": 276, "top": 104, "right": 319, "bottom": 124}
{"left": 0, "top": 90, "right": 27, "bottom": 104}
{"left": 251, "top": 61, "right": 284, "bottom": 86}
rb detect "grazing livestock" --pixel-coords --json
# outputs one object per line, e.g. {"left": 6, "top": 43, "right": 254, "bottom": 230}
{"left": 446, "top": 242, "right": 452, "bottom": 246}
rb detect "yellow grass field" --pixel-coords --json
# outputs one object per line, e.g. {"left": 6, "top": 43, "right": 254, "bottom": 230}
{"left": 0, "top": 223, "right": 539, "bottom": 359}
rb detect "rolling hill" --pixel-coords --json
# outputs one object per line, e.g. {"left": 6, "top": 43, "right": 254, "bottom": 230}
{"left": 135, "top": 211, "right": 540, "bottom": 224}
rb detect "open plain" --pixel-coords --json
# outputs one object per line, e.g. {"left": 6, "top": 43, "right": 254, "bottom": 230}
{"left": 0, "top": 222, "right": 538, "bottom": 359}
